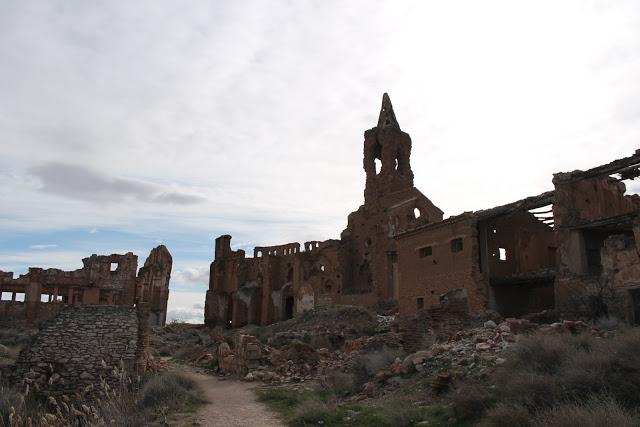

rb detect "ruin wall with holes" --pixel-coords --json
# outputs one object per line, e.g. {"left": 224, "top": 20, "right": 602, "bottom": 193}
{"left": 205, "top": 94, "right": 640, "bottom": 326}
{"left": 553, "top": 164, "right": 640, "bottom": 321}
{"left": 395, "top": 214, "right": 483, "bottom": 317}
{"left": 0, "top": 246, "right": 172, "bottom": 326}
{"left": 205, "top": 235, "right": 342, "bottom": 327}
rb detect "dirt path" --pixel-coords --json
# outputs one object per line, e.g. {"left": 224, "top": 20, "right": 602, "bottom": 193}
{"left": 181, "top": 369, "right": 284, "bottom": 427}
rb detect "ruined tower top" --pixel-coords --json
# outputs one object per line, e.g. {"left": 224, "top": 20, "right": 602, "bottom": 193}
{"left": 377, "top": 93, "right": 399, "bottom": 129}
{"left": 363, "top": 93, "right": 415, "bottom": 205}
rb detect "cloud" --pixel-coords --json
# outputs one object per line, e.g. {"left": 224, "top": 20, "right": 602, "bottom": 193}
{"left": 29, "top": 244, "right": 58, "bottom": 249}
{"left": 28, "top": 162, "right": 206, "bottom": 205}
{"left": 175, "top": 266, "right": 209, "bottom": 285}
{"left": 89, "top": 228, "right": 99, "bottom": 234}
{"left": 2, "top": 1, "right": 640, "bottom": 324}
{"left": 166, "top": 291, "right": 206, "bottom": 323}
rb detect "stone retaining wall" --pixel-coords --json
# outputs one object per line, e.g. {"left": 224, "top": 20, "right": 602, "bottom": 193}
{"left": 12, "top": 305, "right": 148, "bottom": 400}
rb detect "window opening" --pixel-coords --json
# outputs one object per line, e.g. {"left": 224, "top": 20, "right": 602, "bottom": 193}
{"left": 451, "top": 238, "right": 463, "bottom": 253}
{"left": 418, "top": 246, "right": 432, "bottom": 258}
{"left": 374, "top": 158, "right": 382, "bottom": 175}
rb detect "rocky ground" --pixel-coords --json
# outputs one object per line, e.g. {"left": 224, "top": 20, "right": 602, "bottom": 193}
{"left": 150, "top": 305, "right": 613, "bottom": 426}
{"left": 1, "top": 305, "right": 630, "bottom": 426}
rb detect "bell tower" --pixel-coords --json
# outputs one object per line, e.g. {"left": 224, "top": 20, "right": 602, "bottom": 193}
{"left": 363, "top": 93, "right": 414, "bottom": 206}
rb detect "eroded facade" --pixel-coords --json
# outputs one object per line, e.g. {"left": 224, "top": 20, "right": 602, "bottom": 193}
{"left": 206, "top": 94, "right": 640, "bottom": 327}
{"left": 0, "top": 245, "right": 172, "bottom": 325}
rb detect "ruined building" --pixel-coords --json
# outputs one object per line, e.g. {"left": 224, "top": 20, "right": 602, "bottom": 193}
{"left": 205, "top": 94, "right": 640, "bottom": 327}
{"left": 0, "top": 245, "right": 172, "bottom": 325}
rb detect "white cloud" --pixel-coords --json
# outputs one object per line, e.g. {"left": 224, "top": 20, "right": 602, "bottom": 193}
{"left": 166, "top": 291, "right": 206, "bottom": 323}
{"left": 0, "top": 250, "right": 87, "bottom": 273}
{"left": 1, "top": 1, "right": 640, "bottom": 315}
{"left": 29, "top": 244, "right": 58, "bottom": 249}
{"left": 174, "top": 267, "right": 209, "bottom": 285}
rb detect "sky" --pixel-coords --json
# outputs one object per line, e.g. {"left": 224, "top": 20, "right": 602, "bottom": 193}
{"left": 1, "top": 1, "right": 640, "bottom": 323}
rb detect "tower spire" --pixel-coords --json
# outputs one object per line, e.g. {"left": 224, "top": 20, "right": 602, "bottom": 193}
{"left": 377, "top": 93, "right": 399, "bottom": 129}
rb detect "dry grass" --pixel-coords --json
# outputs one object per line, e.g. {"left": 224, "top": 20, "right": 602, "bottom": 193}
{"left": 481, "top": 403, "right": 532, "bottom": 427}
{"left": 139, "top": 371, "right": 203, "bottom": 409}
{"left": 453, "top": 328, "right": 640, "bottom": 425}
{"left": 533, "top": 398, "right": 639, "bottom": 427}
{"left": 451, "top": 383, "right": 494, "bottom": 422}
{"left": 290, "top": 399, "right": 331, "bottom": 427}
{"left": 0, "top": 370, "right": 203, "bottom": 427}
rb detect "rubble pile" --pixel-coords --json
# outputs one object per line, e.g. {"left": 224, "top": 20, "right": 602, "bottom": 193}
{"left": 151, "top": 306, "right": 599, "bottom": 404}
{"left": 356, "top": 317, "right": 597, "bottom": 398}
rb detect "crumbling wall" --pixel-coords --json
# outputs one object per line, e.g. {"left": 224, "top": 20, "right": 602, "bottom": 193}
{"left": 203, "top": 96, "right": 640, "bottom": 326}
{"left": 554, "top": 175, "right": 640, "bottom": 227}
{"left": 0, "top": 246, "right": 171, "bottom": 324}
{"left": 12, "top": 305, "right": 148, "bottom": 401}
{"left": 395, "top": 214, "right": 485, "bottom": 317}
{"left": 600, "top": 235, "right": 640, "bottom": 322}
{"left": 205, "top": 235, "right": 341, "bottom": 328}
{"left": 553, "top": 156, "right": 640, "bottom": 316}
{"left": 136, "top": 245, "right": 172, "bottom": 326}
{"left": 482, "top": 211, "right": 556, "bottom": 277}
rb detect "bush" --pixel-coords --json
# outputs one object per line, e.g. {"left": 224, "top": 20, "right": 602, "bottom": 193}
{"left": 469, "top": 328, "right": 640, "bottom": 425}
{"left": 139, "top": 372, "right": 203, "bottom": 409}
{"left": 257, "top": 386, "right": 304, "bottom": 407}
{"left": 451, "top": 383, "right": 494, "bottom": 422}
{"left": 497, "top": 371, "right": 561, "bottom": 409}
{"left": 533, "top": 398, "right": 639, "bottom": 427}
{"left": 0, "top": 383, "right": 22, "bottom": 425}
{"left": 322, "top": 370, "right": 356, "bottom": 398}
{"left": 290, "top": 399, "right": 331, "bottom": 427}
{"left": 379, "top": 399, "right": 429, "bottom": 427}
{"left": 482, "top": 403, "right": 532, "bottom": 427}
{"left": 505, "top": 333, "right": 573, "bottom": 374}
{"left": 595, "top": 316, "right": 621, "bottom": 332}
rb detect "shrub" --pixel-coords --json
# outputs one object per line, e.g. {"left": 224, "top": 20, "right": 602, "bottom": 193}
{"left": 290, "top": 399, "right": 331, "bottom": 427}
{"left": 476, "top": 328, "right": 640, "bottom": 425}
{"left": 595, "top": 316, "right": 621, "bottom": 332}
{"left": 256, "top": 386, "right": 306, "bottom": 412}
{"left": 497, "top": 371, "right": 561, "bottom": 409}
{"left": 560, "top": 350, "right": 610, "bottom": 398}
{"left": 451, "top": 383, "right": 494, "bottom": 422}
{"left": 482, "top": 403, "right": 532, "bottom": 427}
{"left": 139, "top": 372, "right": 203, "bottom": 409}
{"left": 379, "top": 399, "right": 428, "bottom": 427}
{"left": 96, "top": 386, "right": 147, "bottom": 427}
{"left": 505, "top": 333, "right": 573, "bottom": 374}
{"left": 533, "top": 398, "right": 639, "bottom": 427}
{"left": 322, "top": 370, "right": 356, "bottom": 398}
{"left": 0, "top": 344, "right": 19, "bottom": 360}
{"left": 0, "top": 383, "right": 23, "bottom": 425}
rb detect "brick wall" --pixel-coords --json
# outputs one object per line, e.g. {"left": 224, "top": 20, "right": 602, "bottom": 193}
{"left": 396, "top": 215, "right": 486, "bottom": 316}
